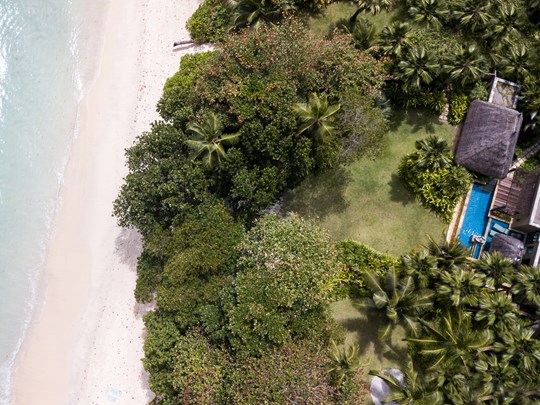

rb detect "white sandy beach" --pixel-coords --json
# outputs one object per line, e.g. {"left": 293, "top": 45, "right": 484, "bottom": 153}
{"left": 11, "top": 1, "right": 208, "bottom": 404}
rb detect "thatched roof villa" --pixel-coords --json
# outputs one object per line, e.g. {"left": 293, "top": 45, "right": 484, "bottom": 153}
{"left": 455, "top": 100, "right": 523, "bottom": 179}
{"left": 489, "top": 233, "right": 525, "bottom": 263}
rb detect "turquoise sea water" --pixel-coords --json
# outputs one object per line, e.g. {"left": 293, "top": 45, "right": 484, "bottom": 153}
{"left": 0, "top": 1, "right": 104, "bottom": 401}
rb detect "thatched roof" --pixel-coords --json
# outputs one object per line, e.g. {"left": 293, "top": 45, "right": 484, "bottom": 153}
{"left": 455, "top": 100, "right": 522, "bottom": 179}
{"left": 489, "top": 233, "right": 524, "bottom": 263}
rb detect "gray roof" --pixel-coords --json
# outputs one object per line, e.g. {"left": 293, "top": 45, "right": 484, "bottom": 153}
{"left": 489, "top": 233, "right": 524, "bottom": 263}
{"left": 455, "top": 100, "right": 523, "bottom": 179}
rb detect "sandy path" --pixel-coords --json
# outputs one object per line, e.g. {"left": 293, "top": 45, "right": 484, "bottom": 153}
{"left": 11, "top": 1, "right": 209, "bottom": 404}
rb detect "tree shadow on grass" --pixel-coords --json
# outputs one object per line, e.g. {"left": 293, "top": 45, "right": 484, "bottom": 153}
{"left": 389, "top": 109, "right": 442, "bottom": 134}
{"left": 388, "top": 173, "right": 416, "bottom": 206}
{"left": 281, "top": 165, "right": 351, "bottom": 220}
{"left": 339, "top": 310, "right": 407, "bottom": 370}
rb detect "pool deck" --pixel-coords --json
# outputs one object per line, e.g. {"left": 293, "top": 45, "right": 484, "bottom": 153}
{"left": 448, "top": 180, "right": 515, "bottom": 258}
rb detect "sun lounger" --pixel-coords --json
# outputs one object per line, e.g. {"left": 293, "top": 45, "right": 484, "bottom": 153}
{"left": 492, "top": 223, "right": 509, "bottom": 234}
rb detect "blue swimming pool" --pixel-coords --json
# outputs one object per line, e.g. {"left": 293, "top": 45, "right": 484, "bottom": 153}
{"left": 458, "top": 182, "right": 496, "bottom": 252}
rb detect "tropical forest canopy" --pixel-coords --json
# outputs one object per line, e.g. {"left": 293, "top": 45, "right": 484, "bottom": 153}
{"left": 113, "top": 1, "right": 540, "bottom": 403}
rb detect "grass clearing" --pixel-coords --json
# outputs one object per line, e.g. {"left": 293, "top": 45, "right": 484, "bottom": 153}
{"left": 331, "top": 298, "right": 407, "bottom": 371}
{"left": 282, "top": 109, "right": 456, "bottom": 256}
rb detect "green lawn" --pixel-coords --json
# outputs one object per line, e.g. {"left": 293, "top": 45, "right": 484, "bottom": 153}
{"left": 282, "top": 110, "right": 456, "bottom": 256}
{"left": 308, "top": 2, "right": 397, "bottom": 38}
{"left": 331, "top": 298, "right": 407, "bottom": 371}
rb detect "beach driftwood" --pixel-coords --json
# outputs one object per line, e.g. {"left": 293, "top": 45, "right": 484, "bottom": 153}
{"left": 173, "top": 39, "right": 194, "bottom": 47}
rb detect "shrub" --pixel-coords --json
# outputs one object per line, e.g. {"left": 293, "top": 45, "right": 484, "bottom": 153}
{"left": 387, "top": 82, "right": 446, "bottom": 115}
{"left": 226, "top": 342, "right": 337, "bottom": 404}
{"left": 448, "top": 93, "right": 469, "bottom": 125}
{"left": 227, "top": 214, "right": 342, "bottom": 355}
{"left": 186, "top": 0, "right": 231, "bottom": 44}
{"left": 336, "top": 240, "right": 398, "bottom": 293}
{"left": 399, "top": 154, "right": 472, "bottom": 221}
{"left": 338, "top": 91, "right": 389, "bottom": 159}
{"left": 171, "top": 329, "right": 228, "bottom": 404}
{"left": 468, "top": 81, "right": 489, "bottom": 102}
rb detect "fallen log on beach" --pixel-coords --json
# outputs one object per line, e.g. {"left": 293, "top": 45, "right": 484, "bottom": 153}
{"left": 173, "top": 39, "right": 194, "bottom": 47}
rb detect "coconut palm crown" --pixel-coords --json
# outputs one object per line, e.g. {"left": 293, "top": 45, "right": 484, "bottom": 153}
{"left": 293, "top": 93, "right": 341, "bottom": 144}
{"left": 186, "top": 113, "right": 240, "bottom": 169}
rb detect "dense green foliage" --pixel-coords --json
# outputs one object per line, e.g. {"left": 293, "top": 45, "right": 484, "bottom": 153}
{"left": 336, "top": 240, "right": 398, "bottom": 294}
{"left": 140, "top": 212, "right": 373, "bottom": 403}
{"left": 112, "top": 121, "right": 210, "bottom": 236}
{"left": 116, "top": 3, "right": 540, "bottom": 403}
{"left": 155, "top": 20, "right": 386, "bottom": 221}
{"left": 186, "top": 0, "right": 232, "bottom": 43}
{"left": 345, "top": 0, "right": 540, "bottom": 130}
{"left": 399, "top": 135, "right": 472, "bottom": 221}
{"left": 227, "top": 214, "right": 341, "bottom": 356}
{"left": 365, "top": 238, "right": 540, "bottom": 404}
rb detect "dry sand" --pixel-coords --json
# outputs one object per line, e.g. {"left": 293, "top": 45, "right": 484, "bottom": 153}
{"left": 11, "top": 1, "right": 210, "bottom": 404}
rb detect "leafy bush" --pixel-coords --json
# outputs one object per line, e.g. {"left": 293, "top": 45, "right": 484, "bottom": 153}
{"left": 399, "top": 152, "right": 472, "bottom": 221}
{"left": 227, "top": 214, "right": 342, "bottom": 355}
{"left": 448, "top": 93, "right": 469, "bottom": 125}
{"left": 338, "top": 91, "right": 389, "bottom": 159}
{"left": 336, "top": 240, "right": 398, "bottom": 293}
{"left": 186, "top": 0, "right": 231, "bottom": 44}
{"left": 225, "top": 342, "right": 337, "bottom": 404}
{"left": 171, "top": 329, "right": 228, "bottom": 404}
{"left": 387, "top": 83, "right": 446, "bottom": 115}
{"left": 157, "top": 52, "right": 215, "bottom": 128}
{"left": 468, "top": 81, "right": 489, "bottom": 101}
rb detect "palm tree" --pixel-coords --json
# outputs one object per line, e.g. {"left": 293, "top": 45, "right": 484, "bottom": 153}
{"left": 511, "top": 265, "right": 540, "bottom": 307}
{"left": 474, "top": 353, "right": 519, "bottom": 402}
{"left": 487, "top": 3, "right": 521, "bottom": 45}
{"left": 474, "top": 252, "right": 514, "bottom": 289}
{"left": 369, "top": 357, "right": 444, "bottom": 404}
{"left": 443, "top": 44, "right": 487, "bottom": 88}
{"left": 327, "top": 340, "right": 362, "bottom": 387}
{"left": 408, "top": 0, "right": 449, "bottom": 29}
{"left": 186, "top": 113, "right": 240, "bottom": 169}
{"left": 227, "top": 0, "right": 281, "bottom": 30}
{"left": 408, "top": 310, "right": 493, "bottom": 369}
{"left": 498, "top": 43, "right": 534, "bottom": 82}
{"left": 350, "top": 0, "right": 394, "bottom": 24}
{"left": 293, "top": 93, "right": 341, "bottom": 144}
{"left": 349, "top": 18, "right": 377, "bottom": 50}
{"left": 396, "top": 46, "right": 439, "bottom": 89}
{"left": 399, "top": 248, "right": 439, "bottom": 288}
{"left": 424, "top": 236, "right": 470, "bottom": 271}
{"left": 412, "top": 135, "right": 452, "bottom": 171}
{"left": 475, "top": 292, "right": 520, "bottom": 331}
{"left": 520, "top": 80, "right": 540, "bottom": 132}
{"left": 493, "top": 323, "right": 540, "bottom": 373}
{"left": 377, "top": 22, "right": 413, "bottom": 57}
{"left": 437, "top": 267, "right": 486, "bottom": 307}
{"left": 453, "top": 0, "right": 494, "bottom": 33}
{"left": 362, "top": 267, "right": 434, "bottom": 340}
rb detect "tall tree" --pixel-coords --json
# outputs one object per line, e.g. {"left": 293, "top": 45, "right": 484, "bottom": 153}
{"left": 453, "top": 0, "right": 494, "bottom": 33}
{"left": 186, "top": 112, "right": 240, "bottom": 169}
{"left": 362, "top": 267, "right": 434, "bottom": 340}
{"left": 412, "top": 135, "right": 452, "bottom": 171}
{"left": 369, "top": 357, "right": 444, "bottom": 404}
{"left": 396, "top": 46, "right": 439, "bottom": 89}
{"left": 227, "top": 0, "right": 280, "bottom": 30}
{"left": 377, "top": 21, "right": 414, "bottom": 57}
{"left": 408, "top": 310, "right": 493, "bottom": 369}
{"left": 293, "top": 93, "right": 341, "bottom": 144}
{"left": 408, "top": 0, "right": 449, "bottom": 29}
{"left": 443, "top": 44, "right": 487, "bottom": 87}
